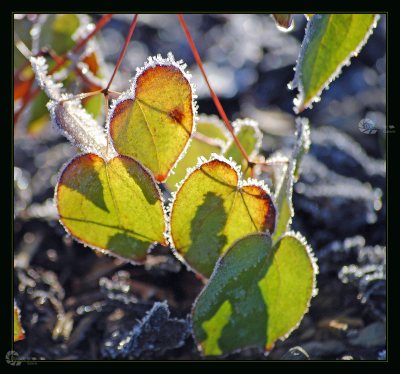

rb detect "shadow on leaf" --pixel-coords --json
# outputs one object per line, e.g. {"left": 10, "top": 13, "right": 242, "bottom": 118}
{"left": 186, "top": 192, "right": 228, "bottom": 276}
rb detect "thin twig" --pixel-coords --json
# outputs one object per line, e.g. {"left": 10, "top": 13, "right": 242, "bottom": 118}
{"left": 177, "top": 14, "right": 251, "bottom": 165}
{"left": 105, "top": 14, "right": 138, "bottom": 92}
{"left": 192, "top": 132, "right": 225, "bottom": 148}
{"left": 59, "top": 90, "right": 102, "bottom": 103}
{"left": 14, "top": 32, "right": 32, "bottom": 60}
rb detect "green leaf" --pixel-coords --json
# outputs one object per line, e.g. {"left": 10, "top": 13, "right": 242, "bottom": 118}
{"left": 167, "top": 117, "right": 262, "bottom": 191}
{"left": 192, "top": 232, "right": 318, "bottom": 356}
{"left": 291, "top": 14, "right": 379, "bottom": 112}
{"left": 108, "top": 54, "right": 195, "bottom": 182}
{"left": 272, "top": 14, "right": 294, "bottom": 31}
{"left": 14, "top": 302, "right": 25, "bottom": 342}
{"left": 272, "top": 118, "right": 310, "bottom": 242}
{"left": 38, "top": 14, "right": 81, "bottom": 55}
{"left": 56, "top": 153, "right": 166, "bottom": 261}
{"left": 223, "top": 118, "right": 262, "bottom": 166}
{"left": 166, "top": 114, "right": 229, "bottom": 191}
{"left": 169, "top": 156, "right": 276, "bottom": 277}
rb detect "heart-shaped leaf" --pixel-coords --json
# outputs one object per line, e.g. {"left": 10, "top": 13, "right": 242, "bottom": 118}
{"left": 192, "top": 232, "right": 318, "bottom": 356}
{"left": 56, "top": 153, "right": 166, "bottom": 262}
{"left": 168, "top": 155, "right": 276, "bottom": 277}
{"left": 166, "top": 114, "right": 229, "bottom": 191}
{"left": 108, "top": 53, "right": 195, "bottom": 182}
{"left": 14, "top": 301, "right": 25, "bottom": 342}
{"left": 290, "top": 14, "right": 379, "bottom": 112}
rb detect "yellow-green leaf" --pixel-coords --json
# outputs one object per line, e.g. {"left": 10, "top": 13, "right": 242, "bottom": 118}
{"left": 169, "top": 156, "right": 276, "bottom": 277}
{"left": 14, "top": 302, "right": 25, "bottom": 342}
{"left": 291, "top": 14, "right": 379, "bottom": 112}
{"left": 56, "top": 153, "right": 166, "bottom": 262}
{"left": 192, "top": 232, "right": 318, "bottom": 356}
{"left": 166, "top": 114, "right": 229, "bottom": 191}
{"left": 109, "top": 54, "right": 195, "bottom": 182}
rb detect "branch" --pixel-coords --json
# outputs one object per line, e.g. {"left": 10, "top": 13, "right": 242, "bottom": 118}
{"left": 14, "top": 14, "right": 113, "bottom": 125}
{"left": 177, "top": 14, "right": 251, "bottom": 165}
{"left": 105, "top": 14, "right": 138, "bottom": 92}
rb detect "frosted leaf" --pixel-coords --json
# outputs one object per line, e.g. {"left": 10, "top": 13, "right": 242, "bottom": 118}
{"left": 290, "top": 14, "right": 380, "bottom": 112}
{"left": 167, "top": 153, "right": 276, "bottom": 277}
{"left": 222, "top": 118, "right": 263, "bottom": 162}
{"left": 30, "top": 56, "right": 113, "bottom": 159}
{"left": 192, "top": 231, "right": 318, "bottom": 356}
{"left": 106, "top": 52, "right": 197, "bottom": 182}
{"left": 101, "top": 301, "right": 190, "bottom": 359}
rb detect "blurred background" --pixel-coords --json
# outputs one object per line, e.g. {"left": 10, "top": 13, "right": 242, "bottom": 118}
{"left": 14, "top": 14, "right": 386, "bottom": 360}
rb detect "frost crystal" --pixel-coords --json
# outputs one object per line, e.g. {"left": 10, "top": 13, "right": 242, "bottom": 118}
{"left": 290, "top": 14, "right": 380, "bottom": 112}
{"left": 101, "top": 301, "right": 190, "bottom": 359}
{"left": 30, "top": 56, "right": 113, "bottom": 159}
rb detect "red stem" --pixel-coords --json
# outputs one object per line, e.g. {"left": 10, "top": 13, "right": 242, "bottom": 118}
{"left": 177, "top": 14, "right": 251, "bottom": 164}
{"left": 105, "top": 14, "right": 138, "bottom": 91}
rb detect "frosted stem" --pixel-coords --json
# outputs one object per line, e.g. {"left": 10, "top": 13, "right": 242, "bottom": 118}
{"left": 31, "top": 56, "right": 115, "bottom": 159}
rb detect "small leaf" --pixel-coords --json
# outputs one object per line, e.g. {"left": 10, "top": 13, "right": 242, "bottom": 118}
{"left": 291, "top": 14, "right": 379, "bottom": 112}
{"left": 169, "top": 156, "right": 276, "bottom": 277}
{"left": 14, "top": 302, "right": 25, "bottom": 342}
{"left": 195, "top": 115, "right": 230, "bottom": 143}
{"left": 223, "top": 118, "right": 262, "bottom": 166}
{"left": 192, "top": 232, "right": 318, "bottom": 356}
{"left": 108, "top": 53, "right": 195, "bottom": 182}
{"left": 272, "top": 14, "right": 294, "bottom": 31}
{"left": 272, "top": 118, "right": 310, "bottom": 242}
{"left": 56, "top": 153, "right": 166, "bottom": 261}
{"left": 166, "top": 114, "right": 229, "bottom": 191}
